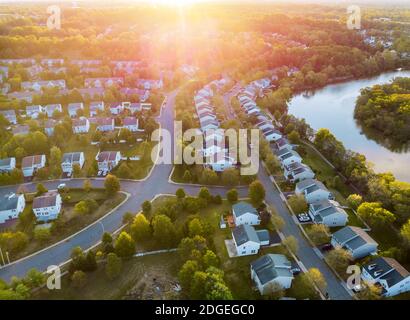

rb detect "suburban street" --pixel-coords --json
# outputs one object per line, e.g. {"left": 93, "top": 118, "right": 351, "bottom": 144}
{"left": 0, "top": 89, "right": 351, "bottom": 299}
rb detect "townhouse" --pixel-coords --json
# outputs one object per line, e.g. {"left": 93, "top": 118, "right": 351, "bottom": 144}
{"left": 68, "top": 102, "right": 84, "bottom": 118}
{"left": 89, "top": 101, "right": 105, "bottom": 117}
{"left": 97, "top": 117, "right": 115, "bottom": 132}
{"left": 331, "top": 226, "right": 378, "bottom": 260}
{"left": 96, "top": 151, "right": 121, "bottom": 174}
{"left": 21, "top": 154, "right": 46, "bottom": 178}
{"left": 362, "top": 257, "right": 410, "bottom": 297}
{"left": 110, "top": 102, "right": 125, "bottom": 115}
{"left": 26, "top": 105, "right": 44, "bottom": 119}
{"left": 0, "top": 109, "right": 17, "bottom": 124}
{"left": 0, "top": 193, "right": 26, "bottom": 224}
{"left": 84, "top": 77, "right": 124, "bottom": 88}
{"left": 308, "top": 199, "right": 348, "bottom": 227}
{"left": 32, "top": 191, "right": 62, "bottom": 222}
{"left": 61, "top": 152, "right": 85, "bottom": 176}
{"left": 275, "top": 147, "right": 302, "bottom": 167}
{"left": 44, "top": 119, "right": 57, "bottom": 136}
{"left": 122, "top": 117, "right": 139, "bottom": 132}
{"left": 295, "top": 178, "right": 334, "bottom": 204}
{"left": 136, "top": 79, "right": 163, "bottom": 90}
{"left": 251, "top": 254, "right": 294, "bottom": 295}
{"left": 44, "top": 104, "right": 62, "bottom": 117}
{"left": 12, "top": 125, "right": 30, "bottom": 136}
{"left": 283, "top": 162, "right": 315, "bottom": 183}
{"left": 0, "top": 157, "right": 16, "bottom": 173}
{"left": 232, "top": 201, "right": 261, "bottom": 226}
{"left": 72, "top": 117, "right": 90, "bottom": 134}
{"left": 232, "top": 224, "right": 269, "bottom": 256}
{"left": 21, "top": 80, "right": 66, "bottom": 92}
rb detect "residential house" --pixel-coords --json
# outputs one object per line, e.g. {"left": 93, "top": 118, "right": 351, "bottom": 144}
{"left": 201, "top": 118, "right": 219, "bottom": 132}
{"left": 97, "top": 117, "right": 115, "bottom": 132}
{"left": 0, "top": 66, "right": 9, "bottom": 79}
{"left": 0, "top": 157, "right": 16, "bottom": 173}
{"left": 284, "top": 162, "right": 315, "bottom": 183}
{"left": 125, "top": 102, "right": 142, "bottom": 114}
{"left": 7, "top": 91, "right": 34, "bottom": 103}
{"left": 41, "top": 58, "right": 64, "bottom": 67}
{"left": 89, "top": 101, "right": 105, "bottom": 117}
{"left": 308, "top": 199, "right": 348, "bottom": 227}
{"left": 12, "top": 125, "right": 29, "bottom": 136}
{"left": 232, "top": 201, "right": 261, "bottom": 226}
{"left": 21, "top": 80, "right": 66, "bottom": 92}
{"left": 68, "top": 102, "right": 84, "bottom": 118}
{"left": 120, "top": 88, "right": 150, "bottom": 102}
{"left": 136, "top": 79, "right": 163, "bottom": 90}
{"left": 331, "top": 226, "right": 378, "bottom": 260}
{"left": 250, "top": 254, "right": 294, "bottom": 295}
{"left": 72, "top": 117, "right": 90, "bottom": 134}
{"left": 362, "top": 257, "right": 410, "bottom": 297}
{"left": 262, "top": 127, "right": 282, "bottom": 142}
{"left": 110, "top": 102, "right": 125, "bottom": 115}
{"left": 61, "top": 152, "right": 85, "bottom": 175}
{"left": 295, "top": 178, "right": 333, "bottom": 204}
{"left": 97, "top": 151, "right": 121, "bottom": 173}
{"left": 32, "top": 191, "right": 62, "bottom": 222}
{"left": 21, "top": 155, "right": 46, "bottom": 177}
{"left": 0, "top": 58, "right": 35, "bottom": 65}
{"left": 275, "top": 138, "right": 291, "bottom": 151}
{"left": 84, "top": 77, "right": 124, "bottom": 88}
{"left": 275, "top": 147, "right": 302, "bottom": 167}
{"left": 122, "top": 117, "right": 139, "bottom": 132}
{"left": 44, "top": 119, "right": 57, "bottom": 136}
{"left": 26, "top": 105, "right": 44, "bottom": 119}
{"left": 205, "top": 151, "right": 235, "bottom": 172}
{"left": 0, "top": 109, "right": 17, "bottom": 124}
{"left": 44, "top": 104, "right": 62, "bottom": 118}
{"left": 71, "top": 60, "right": 102, "bottom": 67}
{"left": 0, "top": 193, "right": 26, "bottom": 224}
{"left": 232, "top": 224, "right": 269, "bottom": 256}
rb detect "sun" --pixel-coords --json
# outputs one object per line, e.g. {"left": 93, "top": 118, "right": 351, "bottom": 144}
{"left": 152, "top": 0, "right": 199, "bottom": 6}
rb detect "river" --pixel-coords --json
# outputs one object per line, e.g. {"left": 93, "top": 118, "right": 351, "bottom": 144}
{"left": 288, "top": 70, "right": 410, "bottom": 182}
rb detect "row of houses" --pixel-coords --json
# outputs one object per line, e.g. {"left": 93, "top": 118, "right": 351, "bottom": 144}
{"left": 194, "top": 79, "right": 236, "bottom": 172}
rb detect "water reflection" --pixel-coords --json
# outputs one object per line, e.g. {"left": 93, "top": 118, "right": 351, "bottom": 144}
{"left": 288, "top": 70, "right": 410, "bottom": 182}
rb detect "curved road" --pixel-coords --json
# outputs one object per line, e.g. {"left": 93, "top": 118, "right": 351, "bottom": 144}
{"left": 0, "top": 89, "right": 352, "bottom": 299}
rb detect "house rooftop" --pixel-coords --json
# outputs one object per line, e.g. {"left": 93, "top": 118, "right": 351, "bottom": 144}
{"left": 21, "top": 155, "right": 44, "bottom": 168}
{"left": 250, "top": 254, "right": 292, "bottom": 285}
{"left": 33, "top": 191, "right": 58, "bottom": 209}
{"left": 232, "top": 224, "right": 259, "bottom": 246}
{"left": 232, "top": 201, "right": 258, "bottom": 217}
{"left": 62, "top": 152, "right": 82, "bottom": 163}
{"left": 333, "top": 226, "right": 378, "bottom": 250}
{"left": 97, "top": 151, "right": 119, "bottom": 162}
{"left": 0, "top": 158, "right": 14, "bottom": 167}
{"left": 0, "top": 193, "right": 20, "bottom": 211}
{"left": 363, "top": 257, "right": 410, "bottom": 288}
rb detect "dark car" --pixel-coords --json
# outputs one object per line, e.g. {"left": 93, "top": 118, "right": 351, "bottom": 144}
{"left": 322, "top": 244, "right": 333, "bottom": 251}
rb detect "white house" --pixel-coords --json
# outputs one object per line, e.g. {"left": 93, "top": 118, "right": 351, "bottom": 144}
{"left": 0, "top": 193, "right": 26, "bottom": 224}
{"left": 256, "top": 120, "right": 274, "bottom": 131}
{"left": 61, "top": 152, "right": 85, "bottom": 175}
{"left": 361, "top": 257, "right": 410, "bottom": 297}
{"left": 232, "top": 225, "right": 269, "bottom": 256}
{"left": 308, "top": 199, "right": 348, "bottom": 227}
{"left": 275, "top": 138, "right": 291, "bottom": 151}
{"left": 136, "top": 79, "right": 163, "bottom": 90}
{"left": 205, "top": 151, "right": 235, "bottom": 172}
{"left": 84, "top": 77, "right": 124, "bottom": 88}
{"left": 12, "top": 125, "right": 29, "bottom": 136}
{"left": 21, "top": 155, "right": 46, "bottom": 177}
{"left": 0, "top": 109, "right": 17, "bottom": 124}
{"left": 262, "top": 128, "right": 282, "bottom": 142}
{"left": 284, "top": 162, "right": 315, "bottom": 183}
{"left": 72, "top": 117, "right": 90, "bottom": 134}
{"left": 26, "top": 105, "right": 44, "bottom": 119}
{"left": 68, "top": 102, "right": 84, "bottom": 118}
{"left": 44, "top": 104, "right": 62, "bottom": 118}
{"left": 32, "top": 191, "right": 62, "bottom": 222}
{"left": 251, "top": 254, "right": 294, "bottom": 295}
{"left": 0, "top": 157, "right": 16, "bottom": 173}
{"left": 232, "top": 201, "right": 260, "bottom": 226}
{"left": 201, "top": 118, "right": 219, "bottom": 132}
{"left": 44, "top": 119, "right": 57, "bottom": 136}
{"left": 110, "top": 102, "right": 125, "bottom": 115}
{"left": 89, "top": 101, "right": 105, "bottom": 116}
{"left": 295, "top": 178, "right": 334, "bottom": 204}
{"left": 97, "top": 151, "right": 121, "bottom": 173}
{"left": 275, "top": 147, "right": 302, "bottom": 167}
{"left": 97, "top": 117, "right": 115, "bottom": 132}
{"left": 122, "top": 117, "right": 139, "bottom": 132}
{"left": 331, "top": 226, "right": 378, "bottom": 260}
{"left": 21, "top": 80, "right": 66, "bottom": 92}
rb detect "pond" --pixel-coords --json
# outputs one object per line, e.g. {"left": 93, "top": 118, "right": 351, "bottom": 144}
{"left": 288, "top": 70, "right": 410, "bottom": 182}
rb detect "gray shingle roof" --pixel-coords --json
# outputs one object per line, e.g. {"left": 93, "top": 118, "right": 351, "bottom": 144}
{"left": 333, "top": 226, "right": 378, "bottom": 249}
{"left": 232, "top": 201, "right": 258, "bottom": 218}
{"left": 251, "top": 254, "right": 292, "bottom": 285}
{"left": 0, "top": 194, "right": 20, "bottom": 211}
{"left": 232, "top": 225, "right": 259, "bottom": 246}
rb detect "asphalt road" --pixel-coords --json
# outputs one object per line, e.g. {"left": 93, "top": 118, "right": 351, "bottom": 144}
{"left": 0, "top": 88, "right": 352, "bottom": 299}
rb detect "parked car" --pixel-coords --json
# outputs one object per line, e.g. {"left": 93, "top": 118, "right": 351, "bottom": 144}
{"left": 57, "top": 183, "right": 66, "bottom": 190}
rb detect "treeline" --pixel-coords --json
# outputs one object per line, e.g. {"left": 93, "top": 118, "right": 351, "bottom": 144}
{"left": 354, "top": 77, "right": 410, "bottom": 144}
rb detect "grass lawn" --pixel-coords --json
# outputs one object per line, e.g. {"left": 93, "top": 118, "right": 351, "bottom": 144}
{"left": 32, "top": 252, "right": 182, "bottom": 300}
{"left": 10, "top": 189, "right": 126, "bottom": 262}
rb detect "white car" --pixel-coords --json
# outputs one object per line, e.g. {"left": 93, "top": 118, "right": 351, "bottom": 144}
{"left": 57, "top": 183, "right": 66, "bottom": 190}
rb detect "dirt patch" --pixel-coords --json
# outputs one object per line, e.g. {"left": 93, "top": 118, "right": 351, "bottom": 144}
{"left": 123, "top": 265, "right": 181, "bottom": 300}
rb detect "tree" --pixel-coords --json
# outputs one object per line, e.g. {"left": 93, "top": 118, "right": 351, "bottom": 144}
{"left": 71, "top": 270, "right": 87, "bottom": 288}
{"left": 114, "top": 231, "right": 135, "bottom": 258}
{"left": 182, "top": 170, "right": 192, "bottom": 182}
{"left": 72, "top": 163, "right": 81, "bottom": 178}
{"left": 356, "top": 282, "right": 382, "bottom": 300}
{"left": 199, "top": 168, "right": 218, "bottom": 185}
{"left": 33, "top": 228, "right": 51, "bottom": 243}
{"left": 104, "top": 174, "right": 120, "bottom": 195}
{"left": 288, "top": 130, "right": 300, "bottom": 144}
{"left": 306, "top": 224, "right": 330, "bottom": 245}
{"left": 226, "top": 188, "right": 238, "bottom": 204}
{"left": 178, "top": 260, "right": 199, "bottom": 290}
{"left": 400, "top": 219, "right": 410, "bottom": 246}
{"left": 49, "top": 146, "right": 62, "bottom": 177}
{"left": 265, "top": 282, "right": 285, "bottom": 300}
{"left": 105, "top": 253, "right": 122, "bottom": 280}
{"left": 176, "top": 188, "right": 186, "bottom": 199}
{"left": 188, "top": 218, "right": 204, "bottom": 237}
{"left": 248, "top": 180, "right": 265, "bottom": 207}
{"left": 221, "top": 168, "right": 239, "bottom": 186}
{"left": 198, "top": 187, "right": 212, "bottom": 203}
{"left": 102, "top": 232, "right": 114, "bottom": 254}
{"left": 178, "top": 236, "right": 208, "bottom": 261}
{"left": 306, "top": 268, "right": 327, "bottom": 293}
{"left": 152, "top": 214, "right": 177, "bottom": 247}
{"left": 270, "top": 206, "right": 285, "bottom": 230}
{"left": 282, "top": 235, "right": 299, "bottom": 254}
{"left": 357, "top": 202, "right": 396, "bottom": 228}
{"left": 325, "top": 248, "right": 352, "bottom": 274}
{"left": 130, "top": 214, "right": 151, "bottom": 242}
{"left": 122, "top": 212, "right": 134, "bottom": 225}
{"left": 202, "top": 250, "right": 219, "bottom": 268}
{"left": 287, "top": 194, "right": 308, "bottom": 214}
{"left": 74, "top": 200, "right": 90, "bottom": 215}
{"left": 36, "top": 183, "right": 48, "bottom": 196}
{"left": 83, "top": 179, "right": 92, "bottom": 192}
{"left": 141, "top": 200, "right": 152, "bottom": 215}
{"left": 347, "top": 194, "right": 363, "bottom": 209}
